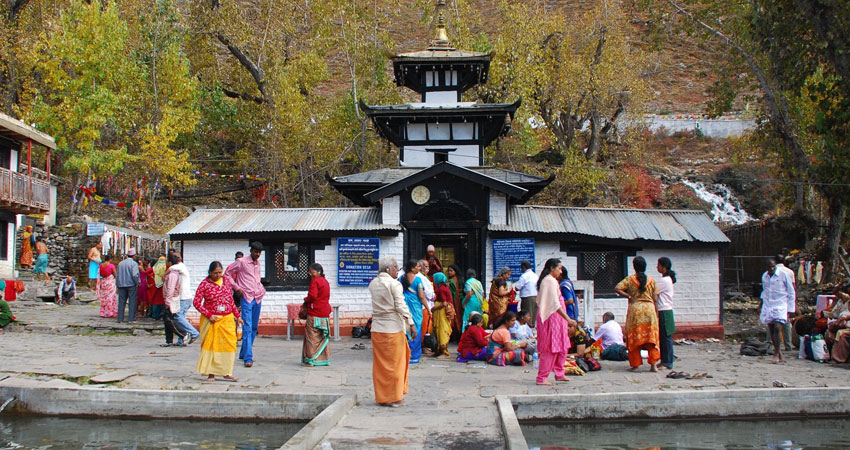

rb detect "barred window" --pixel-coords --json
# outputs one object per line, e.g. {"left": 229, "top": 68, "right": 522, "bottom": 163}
{"left": 265, "top": 242, "right": 313, "bottom": 289}
{"left": 579, "top": 251, "right": 625, "bottom": 297}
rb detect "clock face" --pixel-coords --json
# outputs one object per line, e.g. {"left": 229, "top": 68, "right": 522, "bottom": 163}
{"left": 411, "top": 185, "right": 431, "bottom": 205}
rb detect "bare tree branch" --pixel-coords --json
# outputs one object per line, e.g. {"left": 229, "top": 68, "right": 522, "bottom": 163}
{"left": 216, "top": 33, "right": 271, "bottom": 105}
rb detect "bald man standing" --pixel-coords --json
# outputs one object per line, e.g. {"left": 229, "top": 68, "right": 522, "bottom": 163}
{"left": 424, "top": 245, "right": 442, "bottom": 281}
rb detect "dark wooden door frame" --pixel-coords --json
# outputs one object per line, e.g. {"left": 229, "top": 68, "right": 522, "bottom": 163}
{"left": 403, "top": 221, "right": 487, "bottom": 283}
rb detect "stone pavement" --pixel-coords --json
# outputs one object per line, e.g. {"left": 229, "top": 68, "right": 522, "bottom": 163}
{"left": 1, "top": 299, "right": 849, "bottom": 449}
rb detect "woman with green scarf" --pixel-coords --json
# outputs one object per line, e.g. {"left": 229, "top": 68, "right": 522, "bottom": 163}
{"left": 462, "top": 268, "right": 485, "bottom": 331}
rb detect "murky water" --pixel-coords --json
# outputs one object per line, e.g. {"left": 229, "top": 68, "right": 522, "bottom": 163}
{"left": 522, "top": 417, "right": 850, "bottom": 449}
{"left": 0, "top": 415, "right": 305, "bottom": 450}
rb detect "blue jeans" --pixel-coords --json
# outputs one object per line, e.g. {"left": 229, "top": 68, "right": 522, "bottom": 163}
{"left": 658, "top": 312, "right": 675, "bottom": 368}
{"left": 240, "top": 299, "right": 262, "bottom": 363}
{"left": 175, "top": 299, "right": 199, "bottom": 345}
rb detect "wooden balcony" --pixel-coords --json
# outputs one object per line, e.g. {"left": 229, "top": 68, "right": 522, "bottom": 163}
{"left": 0, "top": 166, "right": 51, "bottom": 213}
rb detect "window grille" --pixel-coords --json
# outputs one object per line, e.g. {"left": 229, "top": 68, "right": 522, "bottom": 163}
{"left": 579, "top": 251, "right": 625, "bottom": 297}
{"left": 266, "top": 243, "right": 312, "bottom": 289}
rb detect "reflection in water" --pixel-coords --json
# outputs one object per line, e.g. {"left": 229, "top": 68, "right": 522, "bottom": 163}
{"left": 0, "top": 416, "right": 305, "bottom": 450}
{"left": 522, "top": 417, "right": 850, "bottom": 450}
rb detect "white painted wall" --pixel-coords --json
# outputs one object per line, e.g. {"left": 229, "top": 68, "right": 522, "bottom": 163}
{"left": 0, "top": 222, "right": 14, "bottom": 279}
{"left": 481, "top": 241, "right": 720, "bottom": 330}
{"left": 590, "top": 248, "right": 720, "bottom": 328}
{"left": 402, "top": 144, "right": 479, "bottom": 167}
{"left": 381, "top": 196, "right": 400, "bottom": 225}
{"left": 488, "top": 192, "right": 507, "bottom": 226}
{"left": 181, "top": 235, "right": 405, "bottom": 325}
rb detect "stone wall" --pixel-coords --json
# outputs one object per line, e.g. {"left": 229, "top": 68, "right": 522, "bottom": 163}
{"left": 15, "top": 222, "right": 96, "bottom": 280}
{"left": 16, "top": 222, "right": 173, "bottom": 283}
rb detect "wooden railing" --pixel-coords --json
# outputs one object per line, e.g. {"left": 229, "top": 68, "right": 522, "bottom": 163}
{"left": 0, "top": 166, "right": 50, "bottom": 212}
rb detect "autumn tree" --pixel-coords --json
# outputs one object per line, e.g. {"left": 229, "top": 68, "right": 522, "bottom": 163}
{"left": 123, "top": 0, "right": 200, "bottom": 190}
{"left": 20, "top": 0, "right": 138, "bottom": 186}
{"left": 484, "top": 0, "right": 651, "bottom": 163}
{"left": 651, "top": 0, "right": 850, "bottom": 271}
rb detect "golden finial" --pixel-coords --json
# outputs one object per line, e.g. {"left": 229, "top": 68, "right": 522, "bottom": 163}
{"left": 429, "top": 0, "right": 454, "bottom": 50}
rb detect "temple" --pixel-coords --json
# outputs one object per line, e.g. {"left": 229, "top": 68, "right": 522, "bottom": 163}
{"left": 170, "top": 1, "right": 729, "bottom": 338}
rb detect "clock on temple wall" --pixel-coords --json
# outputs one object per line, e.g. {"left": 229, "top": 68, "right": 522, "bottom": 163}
{"left": 411, "top": 185, "right": 431, "bottom": 205}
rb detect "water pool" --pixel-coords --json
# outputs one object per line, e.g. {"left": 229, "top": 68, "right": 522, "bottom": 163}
{"left": 0, "top": 415, "right": 305, "bottom": 450}
{"left": 522, "top": 417, "right": 850, "bottom": 449}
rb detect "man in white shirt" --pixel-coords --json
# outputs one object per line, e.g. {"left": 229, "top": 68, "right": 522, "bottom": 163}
{"left": 595, "top": 312, "right": 627, "bottom": 361}
{"left": 760, "top": 257, "right": 796, "bottom": 363}
{"left": 774, "top": 253, "right": 797, "bottom": 351}
{"left": 513, "top": 261, "right": 539, "bottom": 326}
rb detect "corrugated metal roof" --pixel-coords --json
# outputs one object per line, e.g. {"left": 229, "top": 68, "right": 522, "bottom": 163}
{"left": 491, "top": 206, "right": 730, "bottom": 244}
{"left": 0, "top": 112, "right": 57, "bottom": 149}
{"left": 333, "top": 167, "right": 548, "bottom": 185}
{"left": 169, "top": 208, "right": 399, "bottom": 236}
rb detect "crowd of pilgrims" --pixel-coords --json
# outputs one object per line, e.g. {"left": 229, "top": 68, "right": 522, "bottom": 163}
{"left": 55, "top": 240, "right": 679, "bottom": 398}
{"left": 392, "top": 247, "right": 680, "bottom": 384}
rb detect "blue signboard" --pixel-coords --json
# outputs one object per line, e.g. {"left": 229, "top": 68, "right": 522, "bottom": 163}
{"left": 492, "top": 238, "right": 535, "bottom": 282}
{"left": 86, "top": 222, "right": 105, "bottom": 236}
{"left": 337, "top": 238, "right": 380, "bottom": 286}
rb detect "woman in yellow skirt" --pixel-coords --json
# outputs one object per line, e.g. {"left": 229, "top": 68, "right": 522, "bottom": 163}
{"left": 193, "top": 261, "right": 242, "bottom": 382}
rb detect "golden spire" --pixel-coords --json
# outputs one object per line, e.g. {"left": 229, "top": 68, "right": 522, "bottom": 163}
{"left": 429, "top": 0, "right": 455, "bottom": 50}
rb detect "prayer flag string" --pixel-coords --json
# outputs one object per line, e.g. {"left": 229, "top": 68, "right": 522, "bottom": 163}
{"left": 193, "top": 170, "right": 266, "bottom": 181}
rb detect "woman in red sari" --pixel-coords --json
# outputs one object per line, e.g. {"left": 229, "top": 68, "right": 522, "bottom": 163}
{"left": 302, "top": 263, "right": 331, "bottom": 366}
{"left": 614, "top": 256, "right": 660, "bottom": 372}
{"left": 145, "top": 258, "right": 164, "bottom": 319}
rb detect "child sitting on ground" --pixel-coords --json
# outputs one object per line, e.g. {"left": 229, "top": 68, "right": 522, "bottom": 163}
{"left": 509, "top": 309, "right": 537, "bottom": 361}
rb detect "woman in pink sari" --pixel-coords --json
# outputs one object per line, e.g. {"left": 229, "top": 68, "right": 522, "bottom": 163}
{"left": 98, "top": 253, "right": 118, "bottom": 318}
{"left": 535, "top": 258, "right": 577, "bottom": 385}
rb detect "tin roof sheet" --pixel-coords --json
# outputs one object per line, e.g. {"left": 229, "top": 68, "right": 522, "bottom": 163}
{"left": 168, "top": 208, "right": 398, "bottom": 236}
{"left": 491, "top": 206, "right": 729, "bottom": 244}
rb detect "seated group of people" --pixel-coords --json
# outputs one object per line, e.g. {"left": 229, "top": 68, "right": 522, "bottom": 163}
{"left": 455, "top": 309, "right": 628, "bottom": 367}
{"left": 816, "top": 279, "right": 850, "bottom": 362}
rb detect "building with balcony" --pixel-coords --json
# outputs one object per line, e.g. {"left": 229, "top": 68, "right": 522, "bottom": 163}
{"left": 0, "top": 113, "right": 58, "bottom": 279}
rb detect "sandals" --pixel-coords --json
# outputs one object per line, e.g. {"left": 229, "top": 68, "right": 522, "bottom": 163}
{"left": 666, "top": 371, "right": 688, "bottom": 379}
{"left": 351, "top": 343, "right": 365, "bottom": 350}
{"left": 159, "top": 343, "right": 172, "bottom": 347}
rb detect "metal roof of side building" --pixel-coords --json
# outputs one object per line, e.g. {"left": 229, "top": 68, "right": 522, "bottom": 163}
{"left": 168, "top": 208, "right": 400, "bottom": 239}
{"left": 490, "top": 206, "right": 730, "bottom": 246}
{"left": 0, "top": 113, "right": 57, "bottom": 149}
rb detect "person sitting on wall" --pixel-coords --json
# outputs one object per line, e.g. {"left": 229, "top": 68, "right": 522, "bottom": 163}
{"left": 54, "top": 275, "right": 76, "bottom": 306}
{"left": 592, "top": 312, "right": 628, "bottom": 361}
{"left": 826, "top": 280, "right": 850, "bottom": 363}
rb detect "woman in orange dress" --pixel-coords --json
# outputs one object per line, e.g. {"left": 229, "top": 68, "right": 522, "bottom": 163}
{"left": 614, "top": 256, "right": 660, "bottom": 372}
{"left": 19, "top": 226, "right": 33, "bottom": 268}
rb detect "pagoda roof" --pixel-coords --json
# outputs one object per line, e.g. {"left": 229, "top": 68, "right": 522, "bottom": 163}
{"left": 361, "top": 101, "right": 519, "bottom": 115}
{"left": 393, "top": 48, "right": 491, "bottom": 62}
{"left": 328, "top": 164, "right": 553, "bottom": 206}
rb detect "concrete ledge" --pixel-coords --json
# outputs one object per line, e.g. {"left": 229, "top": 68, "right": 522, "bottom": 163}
{"left": 280, "top": 394, "right": 356, "bottom": 450}
{"left": 509, "top": 388, "right": 850, "bottom": 421}
{"left": 0, "top": 384, "right": 338, "bottom": 421}
{"left": 495, "top": 396, "right": 529, "bottom": 450}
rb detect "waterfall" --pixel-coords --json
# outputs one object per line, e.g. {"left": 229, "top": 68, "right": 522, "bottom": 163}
{"left": 681, "top": 180, "right": 753, "bottom": 225}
